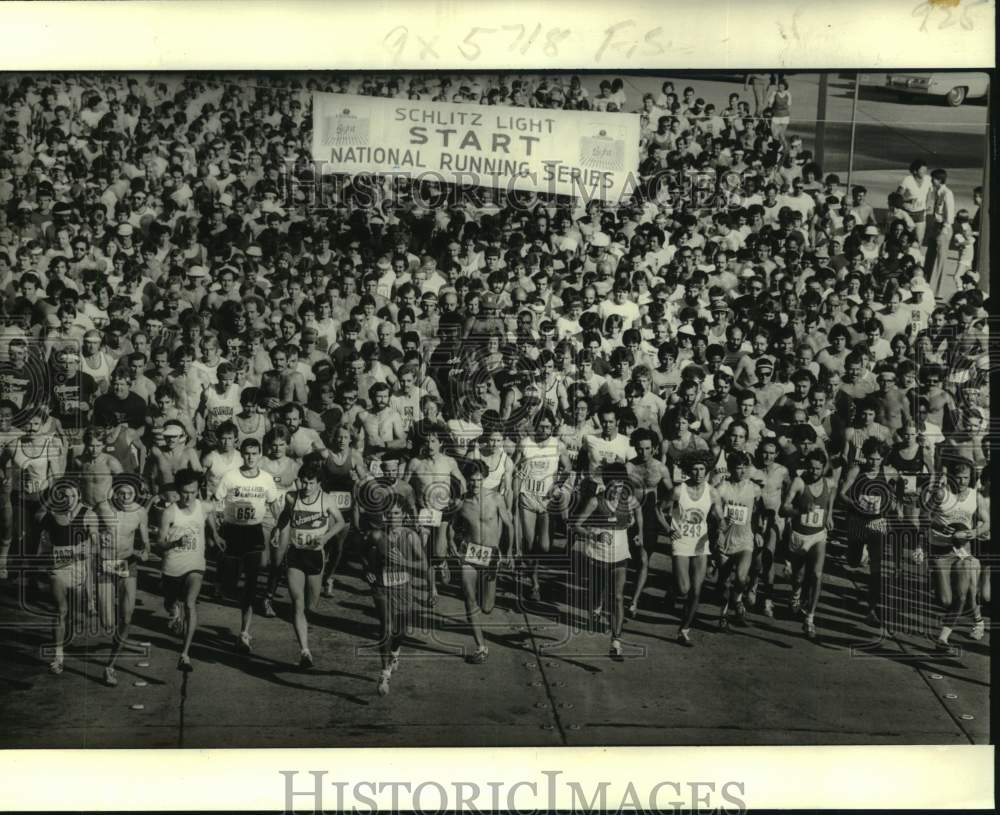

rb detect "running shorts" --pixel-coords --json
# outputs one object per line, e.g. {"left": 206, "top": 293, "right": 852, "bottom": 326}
{"left": 788, "top": 529, "right": 826, "bottom": 556}
{"left": 286, "top": 545, "right": 325, "bottom": 576}
{"left": 222, "top": 523, "right": 266, "bottom": 557}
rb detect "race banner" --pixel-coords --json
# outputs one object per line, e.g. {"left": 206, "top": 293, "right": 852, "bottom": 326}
{"left": 311, "top": 92, "right": 641, "bottom": 202}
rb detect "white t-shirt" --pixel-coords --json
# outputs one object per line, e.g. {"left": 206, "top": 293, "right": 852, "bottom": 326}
{"left": 898, "top": 174, "right": 931, "bottom": 214}
{"left": 214, "top": 468, "right": 282, "bottom": 526}
{"left": 584, "top": 434, "right": 636, "bottom": 467}
{"left": 598, "top": 299, "right": 641, "bottom": 326}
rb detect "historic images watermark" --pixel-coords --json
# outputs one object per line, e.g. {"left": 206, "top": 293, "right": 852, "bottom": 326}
{"left": 281, "top": 768, "right": 748, "bottom": 814}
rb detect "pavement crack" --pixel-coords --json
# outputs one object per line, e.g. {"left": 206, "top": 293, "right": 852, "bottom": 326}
{"left": 520, "top": 605, "right": 568, "bottom": 744}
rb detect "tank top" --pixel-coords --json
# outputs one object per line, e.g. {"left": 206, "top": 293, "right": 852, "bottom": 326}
{"left": 289, "top": 491, "right": 330, "bottom": 550}
{"left": 82, "top": 352, "right": 112, "bottom": 388}
{"left": 203, "top": 384, "right": 241, "bottom": 430}
{"left": 104, "top": 430, "right": 139, "bottom": 475}
{"left": 675, "top": 482, "right": 712, "bottom": 549}
{"left": 160, "top": 500, "right": 207, "bottom": 577}
{"left": 474, "top": 448, "right": 510, "bottom": 494}
{"left": 930, "top": 487, "right": 977, "bottom": 552}
{"left": 235, "top": 412, "right": 266, "bottom": 447}
{"left": 718, "top": 479, "right": 758, "bottom": 544}
{"left": 323, "top": 450, "right": 356, "bottom": 493}
{"left": 12, "top": 437, "right": 51, "bottom": 497}
{"left": 541, "top": 375, "right": 563, "bottom": 413}
{"left": 42, "top": 506, "right": 89, "bottom": 565}
{"left": 791, "top": 477, "right": 831, "bottom": 535}
{"left": 887, "top": 445, "right": 925, "bottom": 497}
{"left": 772, "top": 90, "right": 791, "bottom": 117}
{"left": 368, "top": 528, "right": 417, "bottom": 588}
{"left": 584, "top": 493, "right": 633, "bottom": 563}
{"left": 518, "top": 436, "right": 560, "bottom": 497}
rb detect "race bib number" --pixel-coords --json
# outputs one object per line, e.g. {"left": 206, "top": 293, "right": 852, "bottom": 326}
{"left": 330, "top": 491, "right": 353, "bottom": 510}
{"left": 726, "top": 504, "right": 750, "bottom": 525}
{"left": 464, "top": 543, "right": 493, "bottom": 567}
{"left": 679, "top": 513, "right": 705, "bottom": 538}
{"left": 52, "top": 546, "right": 75, "bottom": 565}
{"left": 382, "top": 569, "right": 408, "bottom": 587}
{"left": 901, "top": 475, "right": 917, "bottom": 494}
{"left": 584, "top": 529, "right": 613, "bottom": 557}
{"left": 802, "top": 507, "right": 825, "bottom": 527}
{"left": 102, "top": 558, "right": 129, "bottom": 578}
{"left": 292, "top": 530, "right": 324, "bottom": 550}
{"left": 417, "top": 508, "right": 442, "bottom": 527}
{"left": 672, "top": 465, "right": 686, "bottom": 483}
{"left": 521, "top": 476, "right": 550, "bottom": 496}
{"left": 175, "top": 531, "right": 198, "bottom": 552}
{"left": 859, "top": 495, "right": 882, "bottom": 514}
{"left": 367, "top": 459, "right": 382, "bottom": 478}
{"left": 228, "top": 501, "right": 257, "bottom": 524}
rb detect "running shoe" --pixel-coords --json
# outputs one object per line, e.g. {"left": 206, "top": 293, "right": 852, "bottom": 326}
{"left": 529, "top": 584, "right": 542, "bottom": 602}
{"left": 469, "top": 646, "right": 489, "bottom": 664}
{"left": 734, "top": 602, "right": 749, "bottom": 627}
{"left": 803, "top": 618, "right": 817, "bottom": 640}
{"left": 677, "top": 630, "right": 694, "bottom": 648}
{"left": 377, "top": 670, "right": 391, "bottom": 696}
{"left": 388, "top": 652, "right": 400, "bottom": 674}
{"left": 262, "top": 597, "right": 277, "bottom": 618}
{"left": 237, "top": 632, "right": 253, "bottom": 653}
{"left": 969, "top": 619, "right": 985, "bottom": 641}
{"left": 626, "top": 602, "right": 638, "bottom": 619}
{"left": 789, "top": 589, "right": 802, "bottom": 616}
{"left": 763, "top": 599, "right": 775, "bottom": 618}
{"left": 167, "top": 614, "right": 184, "bottom": 635}
{"left": 321, "top": 578, "right": 335, "bottom": 598}
{"left": 439, "top": 562, "right": 451, "bottom": 585}
{"left": 103, "top": 667, "right": 118, "bottom": 687}
{"left": 299, "top": 650, "right": 314, "bottom": 669}
{"left": 609, "top": 639, "right": 624, "bottom": 661}
{"left": 177, "top": 655, "right": 194, "bottom": 673}
{"left": 935, "top": 638, "right": 955, "bottom": 655}
{"left": 719, "top": 614, "right": 730, "bottom": 632}
{"left": 48, "top": 659, "right": 64, "bottom": 675}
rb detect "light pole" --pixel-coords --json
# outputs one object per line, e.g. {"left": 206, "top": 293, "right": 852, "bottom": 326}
{"left": 846, "top": 72, "right": 860, "bottom": 193}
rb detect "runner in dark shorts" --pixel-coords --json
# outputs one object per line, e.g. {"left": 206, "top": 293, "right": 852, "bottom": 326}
{"left": 363, "top": 495, "right": 429, "bottom": 696}
{"left": 274, "top": 462, "right": 346, "bottom": 668}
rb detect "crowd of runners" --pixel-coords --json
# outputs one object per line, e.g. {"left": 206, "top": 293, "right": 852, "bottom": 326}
{"left": 0, "top": 72, "right": 990, "bottom": 697}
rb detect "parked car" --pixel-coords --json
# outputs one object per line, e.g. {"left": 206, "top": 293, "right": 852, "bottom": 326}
{"left": 882, "top": 72, "right": 989, "bottom": 106}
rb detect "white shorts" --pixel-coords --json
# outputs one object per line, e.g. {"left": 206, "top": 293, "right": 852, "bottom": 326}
{"left": 672, "top": 536, "right": 709, "bottom": 558}
{"left": 789, "top": 529, "right": 826, "bottom": 556}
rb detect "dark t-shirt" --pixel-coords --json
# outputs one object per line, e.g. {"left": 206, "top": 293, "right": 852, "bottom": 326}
{"left": 50, "top": 370, "right": 98, "bottom": 429}
{"left": 94, "top": 391, "right": 148, "bottom": 430}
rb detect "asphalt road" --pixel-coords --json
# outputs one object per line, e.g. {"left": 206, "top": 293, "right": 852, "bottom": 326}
{"left": 0, "top": 531, "right": 988, "bottom": 748}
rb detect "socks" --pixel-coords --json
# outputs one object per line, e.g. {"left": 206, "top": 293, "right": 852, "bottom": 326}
{"left": 939, "top": 626, "right": 952, "bottom": 643}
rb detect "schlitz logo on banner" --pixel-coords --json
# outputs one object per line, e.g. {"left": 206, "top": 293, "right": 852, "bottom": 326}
{"left": 579, "top": 126, "right": 626, "bottom": 172}
{"left": 321, "top": 108, "right": 370, "bottom": 147}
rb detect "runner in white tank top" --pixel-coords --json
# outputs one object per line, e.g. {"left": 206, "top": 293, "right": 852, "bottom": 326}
{"left": 155, "top": 468, "right": 210, "bottom": 672}
{"left": 926, "top": 460, "right": 989, "bottom": 649}
{"left": 512, "top": 410, "right": 566, "bottom": 602}
{"left": 666, "top": 454, "right": 723, "bottom": 647}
